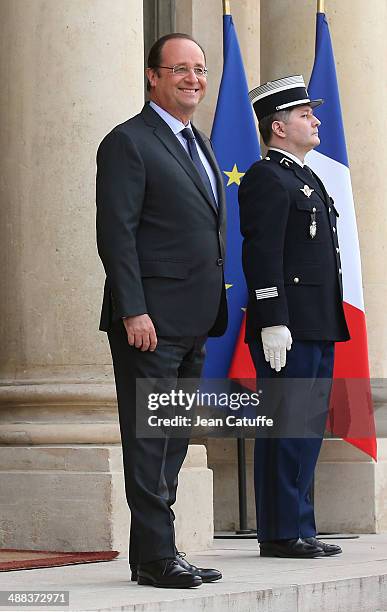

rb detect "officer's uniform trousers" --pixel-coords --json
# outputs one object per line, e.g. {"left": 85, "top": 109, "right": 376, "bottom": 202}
{"left": 238, "top": 149, "right": 350, "bottom": 543}
{"left": 249, "top": 339, "right": 334, "bottom": 541}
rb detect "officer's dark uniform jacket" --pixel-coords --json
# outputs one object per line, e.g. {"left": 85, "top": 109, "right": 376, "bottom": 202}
{"left": 239, "top": 149, "right": 350, "bottom": 343}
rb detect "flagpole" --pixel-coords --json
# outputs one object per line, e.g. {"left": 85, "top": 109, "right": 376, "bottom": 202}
{"left": 223, "top": 0, "right": 231, "bottom": 15}
{"left": 219, "top": 0, "right": 256, "bottom": 539}
{"left": 317, "top": 0, "right": 325, "bottom": 12}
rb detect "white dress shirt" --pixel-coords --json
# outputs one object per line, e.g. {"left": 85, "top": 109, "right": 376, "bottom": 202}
{"left": 149, "top": 101, "right": 218, "bottom": 204}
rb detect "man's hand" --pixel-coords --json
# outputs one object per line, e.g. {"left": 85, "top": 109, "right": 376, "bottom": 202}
{"left": 122, "top": 314, "right": 157, "bottom": 352}
{"left": 261, "top": 325, "right": 292, "bottom": 372}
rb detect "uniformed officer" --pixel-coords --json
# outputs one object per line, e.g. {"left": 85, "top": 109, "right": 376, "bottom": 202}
{"left": 238, "top": 75, "right": 350, "bottom": 558}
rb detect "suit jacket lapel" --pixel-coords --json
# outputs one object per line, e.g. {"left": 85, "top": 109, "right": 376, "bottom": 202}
{"left": 193, "top": 126, "right": 226, "bottom": 222}
{"left": 141, "top": 104, "right": 218, "bottom": 215}
{"left": 287, "top": 162, "right": 327, "bottom": 207}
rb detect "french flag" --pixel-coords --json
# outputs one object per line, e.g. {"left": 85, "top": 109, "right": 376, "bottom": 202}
{"left": 306, "top": 11, "right": 376, "bottom": 459}
{"left": 229, "top": 10, "right": 377, "bottom": 459}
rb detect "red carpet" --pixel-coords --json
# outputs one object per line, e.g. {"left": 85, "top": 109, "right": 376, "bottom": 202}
{"left": 0, "top": 549, "right": 119, "bottom": 571}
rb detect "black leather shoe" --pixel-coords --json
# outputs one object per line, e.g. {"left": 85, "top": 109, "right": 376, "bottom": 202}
{"left": 131, "top": 553, "right": 222, "bottom": 583}
{"left": 304, "top": 537, "right": 342, "bottom": 556}
{"left": 260, "top": 538, "right": 326, "bottom": 558}
{"left": 137, "top": 558, "right": 202, "bottom": 588}
{"left": 176, "top": 551, "right": 222, "bottom": 582}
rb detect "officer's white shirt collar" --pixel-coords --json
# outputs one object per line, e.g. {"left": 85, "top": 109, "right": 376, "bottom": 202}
{"left": 269, "top": 148, "right": 304, "bottom": 167}
{"left": 149, "top": 101, "right": 191, "bottom": 134}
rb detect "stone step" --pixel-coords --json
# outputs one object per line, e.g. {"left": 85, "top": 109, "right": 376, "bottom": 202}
{"left": 1, "top": 536, "right": 387, "bottom": 612}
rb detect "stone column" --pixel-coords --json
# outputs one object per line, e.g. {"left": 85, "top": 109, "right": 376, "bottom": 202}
{"left": 0, "top": 0, "right": 144, "bottom": 552}
{"left": 175, "top": 0, "right": 260, "bottom": 134}
{"left": 0, "top": 0, "right": 144, "bottom": 439}
{"left": 0, "top": 0, "right": 214, "bottom": 553}
{"left": 261, "top": 0, "right": 387, "bottom": 532}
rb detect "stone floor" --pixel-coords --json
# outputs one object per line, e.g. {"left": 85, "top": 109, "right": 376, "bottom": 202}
{"left": 0, "top": 535, "right": 387, "bottom": 612}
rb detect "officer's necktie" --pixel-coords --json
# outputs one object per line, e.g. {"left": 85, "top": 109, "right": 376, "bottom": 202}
{"left": 181, "top": 127, "right": 217, "bottom": 207}
{"left": 303, "top": 164, "right": 325, "bottom": 200}
{"left": 303, "top": 164, "right": 315, "bottom": 178}
{"left": 303, "top": 164, "right": 318, "bottom": 181}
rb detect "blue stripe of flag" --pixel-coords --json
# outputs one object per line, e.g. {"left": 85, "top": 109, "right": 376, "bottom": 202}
{"left": 308, "top": 13, "right": 349, "bottom": 168}
{"left": 203, "top": 14, "right": 261, "bottom": 378}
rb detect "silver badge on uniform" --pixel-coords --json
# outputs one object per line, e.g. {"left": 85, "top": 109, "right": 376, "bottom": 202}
{"left": 300, "top": 184, "right": 314, "bottom": 198}
{"left": 310, "top": 206, "right": 317, "bottom": 238}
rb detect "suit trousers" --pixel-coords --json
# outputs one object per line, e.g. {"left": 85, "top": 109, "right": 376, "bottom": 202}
{"left": 249, "top": 340, "right": 334, "bottom": 542}
{"left": 108, "top": 322, "right": 206, "bottom": 565}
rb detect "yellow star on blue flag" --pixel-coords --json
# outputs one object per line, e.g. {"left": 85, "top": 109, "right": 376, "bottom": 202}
{"left": 223, "top": 164, "right": 245, "bottom": 186}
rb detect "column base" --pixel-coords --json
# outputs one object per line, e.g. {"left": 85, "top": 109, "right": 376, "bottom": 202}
{"left": 175, "top": 445, "right": 214, "bottom": 553}
{"left": 205, "top": 437, "right": 386, "bottom": 535}
{"left": 0, "top": 444, "right": 213, "bottom": 553}
{"left": 315, "top": 438, "right": 387, "bottom": 533}
{"left": 204, "top": 439, "right": 256, "bottom": 532}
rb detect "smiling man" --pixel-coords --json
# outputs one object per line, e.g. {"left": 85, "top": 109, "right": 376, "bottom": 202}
{"left": 96, "top": 34, "right": 227, "bottom": 587}
{"left": 238, "top": 75, "right": 349, "bottom": 558}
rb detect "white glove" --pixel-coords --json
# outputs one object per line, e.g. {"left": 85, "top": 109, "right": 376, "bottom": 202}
{"left": 261, "top": 325, "right": 292, "bottom": 372}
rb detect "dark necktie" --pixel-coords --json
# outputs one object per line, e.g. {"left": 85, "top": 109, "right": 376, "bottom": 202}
{"left": 181, "top": 128, "right": 217, "bottom": 207}
{"left": 303, "top": 164, "right": 317, "bottom": 181}
{"left": 303, "top": 164, "right": 325, "bottom": 199}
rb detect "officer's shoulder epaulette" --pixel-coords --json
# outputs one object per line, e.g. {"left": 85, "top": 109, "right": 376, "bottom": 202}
{"left": 241, "top": 158, "right": 282, "bottom": 188}
{"left": 245, "top": 156, "right": 280, "bottom": 175}
{"left": 248, "top": 156, "right": 275, "bottom": 169}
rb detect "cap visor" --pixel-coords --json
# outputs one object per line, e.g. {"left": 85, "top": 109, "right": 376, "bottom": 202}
{"left": 309, "top": 98, "right": 324, "bottom": 108}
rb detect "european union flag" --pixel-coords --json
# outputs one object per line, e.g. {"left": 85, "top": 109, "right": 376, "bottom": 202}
{"left": 203, "top": 14, "right": 261, "bottom": 378}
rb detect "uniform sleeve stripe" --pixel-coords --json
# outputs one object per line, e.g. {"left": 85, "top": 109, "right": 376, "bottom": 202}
{"left": 255, "top": 290, "right": 278, "bottom": 295}
{"left": 255, "top": 291, "right": 278, "bottom": 295}
{"left": 255, "top": 286, "right": 277, "bottom": 293}
{"left": 255, "top": 294, "right": 278, "bottom": 300}
{"left": 255, "top": 286, "right": 279, "bottom": 300}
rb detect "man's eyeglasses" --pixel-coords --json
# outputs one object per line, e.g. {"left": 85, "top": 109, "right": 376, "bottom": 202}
{"left": 154, "top": 65, "right": 208, "bottom": 77}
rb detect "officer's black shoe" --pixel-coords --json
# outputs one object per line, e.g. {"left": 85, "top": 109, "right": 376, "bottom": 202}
{"left": 137, "top": 558, "right": 202, "bottom": 588}
{"left": 260, "top": 538, "right": 326, "bottom": 558}
{"left": 304, "top": 537, "right": 342, "bottom": 556}
{"left": 176, "top": 551, "right": 222, "bottom": 582}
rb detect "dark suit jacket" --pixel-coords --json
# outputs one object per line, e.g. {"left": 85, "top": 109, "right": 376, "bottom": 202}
{"left": 238, "top": 149, "right": 349, "bottom": 343}
{"left": 96, "top": 103, "right": 228, "bottom": 337}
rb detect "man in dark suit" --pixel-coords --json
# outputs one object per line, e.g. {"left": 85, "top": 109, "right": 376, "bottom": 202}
{"left": 96, "top": 33, "right": 227, "bottom": 588}
{"left": 238, "top": 75, "right": 349, "bottom": 558}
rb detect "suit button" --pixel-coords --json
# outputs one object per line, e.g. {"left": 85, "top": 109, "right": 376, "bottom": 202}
{"left": 216, "top": 258, "right": 223, "bottom": 266}
{"left": 312, "top": 207, "right": 316, "bottom": 212}
{"left": 293, "top": 277, "right": 300, "bottom": 284}
{"left": 332, "top": 227, "right": 336, "bottom": 233}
